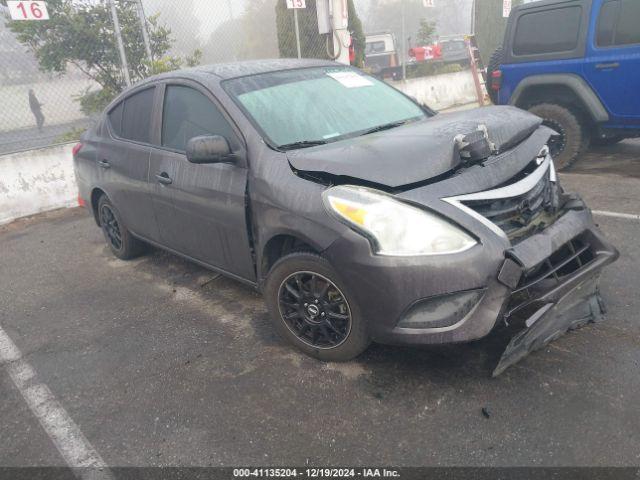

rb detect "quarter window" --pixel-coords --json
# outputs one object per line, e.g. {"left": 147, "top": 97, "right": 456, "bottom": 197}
{"left": 107, "top": 102, "right": 124, "bottom": 138}
{"left": 513, "top": 6, "right": 582, "bottom": 56}
{"left": 162, "top": 85, "right": 235, "bottom": 152}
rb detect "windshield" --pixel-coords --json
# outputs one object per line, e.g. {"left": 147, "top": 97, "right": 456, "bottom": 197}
{"left": 223, "top": 67, "right": 427, "bottom": 149}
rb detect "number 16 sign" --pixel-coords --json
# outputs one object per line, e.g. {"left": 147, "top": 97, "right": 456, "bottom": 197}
{"left": 7, "top": 1, "right": 50, "bottom": 20}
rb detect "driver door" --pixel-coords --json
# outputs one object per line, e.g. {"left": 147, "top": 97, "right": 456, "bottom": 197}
{"left": 148, "top": 82, "right": 255, "bottom": 282}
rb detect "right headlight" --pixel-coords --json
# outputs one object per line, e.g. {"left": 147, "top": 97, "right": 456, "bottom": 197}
{"left": 323, "top": 185, "right": 477, "bottom": 257}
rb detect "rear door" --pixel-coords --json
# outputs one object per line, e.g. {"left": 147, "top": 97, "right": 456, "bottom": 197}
{"left": 98, "top": 86, "right": 159, "bottom": 241}
{"left": 583, "top": 0, "right": 640, "bottom": 122}
{"left": 148, "top": 81, "right": 255, "bottom": 282}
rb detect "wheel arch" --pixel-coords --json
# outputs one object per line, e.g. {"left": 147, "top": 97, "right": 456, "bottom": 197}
{"left": 259, "top": 232, "right": 323, "bottom": 285}
{"left": 90, "top": 187, "right": 107, "bottom": 226}
{"left": 509, "top": 74, "right": 609, "bottom": 123}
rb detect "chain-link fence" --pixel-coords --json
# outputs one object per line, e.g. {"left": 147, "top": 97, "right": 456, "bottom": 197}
{"left": 0, "top": 0, "right": 489, "bottom": 155}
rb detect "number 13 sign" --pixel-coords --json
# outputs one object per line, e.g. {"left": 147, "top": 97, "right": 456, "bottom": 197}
{"left": 7, "top": 1, "right": 50, "bottom": 20}
{"left": 286, "top": 0, "right": 306, "bottom": 8}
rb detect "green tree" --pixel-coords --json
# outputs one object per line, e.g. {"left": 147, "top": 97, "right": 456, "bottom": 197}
{"left": 416, "top": 18, "right": 437, "bottom": 45}
{"left": 474, "top": 0, "right": 524, "bottom": 64}
{"left": 5, "top": 0, "right": 199, "bottom": 114}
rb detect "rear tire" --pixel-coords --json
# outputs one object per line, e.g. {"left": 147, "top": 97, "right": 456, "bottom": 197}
{"left": 264, "top": 252, "right": 371, "bottom": 362}
{"left": 528, "top": 103, "right": 589, "bottom": 170}
{"left": 591, "top": 134, "right": 625, "bottom": 147}
{"left": 98, "top": 195, "right": 146, "bottom": 260}
{"left": 486, "top": 47, "right": 504, "bottom": 105}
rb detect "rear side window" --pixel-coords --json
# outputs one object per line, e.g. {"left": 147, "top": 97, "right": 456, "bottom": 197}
{"left": 120, "top": 88, "right": 155, "bottom": 143}
{"left": 162, "top": 85, "right": 235, "bottom": 152}
{"left": 513, "top": 6, "right": 582, "bottom": 56}
{"left": 597, "top": 0, "right": 640, "bottom": 47}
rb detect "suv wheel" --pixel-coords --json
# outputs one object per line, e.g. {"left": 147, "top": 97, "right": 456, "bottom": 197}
{"left": 264, "top": 252, "right": 371, "bottom": 361}
{"left": 592, "top": 134, "right": 625, "bottom": 147}
{"left": 528, "top": 103, "right": 589, "bottom": 170}
{"left": 486, "top": 47, "right": 503, "bottom": 105}
{"left": 98, "top": 195, "right": 146, "bottom": 260}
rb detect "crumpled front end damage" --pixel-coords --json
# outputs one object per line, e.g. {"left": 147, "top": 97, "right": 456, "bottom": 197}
{"left": 493, "top": 206, "right": 618, "bottom": 375}
{"left": 312, "top": 109, "right": 618, "bottom": 375}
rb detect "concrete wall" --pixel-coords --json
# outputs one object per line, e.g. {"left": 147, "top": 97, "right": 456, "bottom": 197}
{"left": 388, "top": 70, "right": 479, "bottom": 111}
{"left": 0, "top": 144, "right": 78, "bottom": 226}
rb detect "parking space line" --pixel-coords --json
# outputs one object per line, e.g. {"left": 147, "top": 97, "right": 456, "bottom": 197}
{"left": 593, "top": 210, "right": 640, "bottom": 221}
{"left": 0, "top": 325, "right": 113, "bottom": 480}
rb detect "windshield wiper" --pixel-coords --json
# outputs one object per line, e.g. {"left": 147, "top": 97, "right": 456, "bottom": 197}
{"left": 361, "top": 120, "right": 409, "bottom": 136}
{"left": 278, "top": 140, "right": 328, "bottom": 151}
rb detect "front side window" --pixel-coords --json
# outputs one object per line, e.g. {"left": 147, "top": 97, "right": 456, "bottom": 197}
{"left": 597, "top": 1, "right": 619, "bottom": 47}
{"left": 513, "top": 6, "right": 582, "bottom": 56}
{"left": 162, "top": 85, "right": 235, "bottom": 152}
{"left": 614, "top": 0, "right": 640, "bottom": 46}
{"left": 224, "top": 67, "right": 427, "bottom": 149}
{"left": 596, "top": 0, "right": 640, "bottom": 47}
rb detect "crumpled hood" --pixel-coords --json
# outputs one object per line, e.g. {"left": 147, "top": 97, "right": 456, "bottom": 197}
{"left": 287, "top": 106, "right": 543, "bottom": 188}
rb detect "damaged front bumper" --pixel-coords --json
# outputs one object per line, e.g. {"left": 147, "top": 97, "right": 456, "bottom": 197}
{"left": 493, "top": 205, "right": 619, "bottom": 375}
{"left": 324, "top": 194, "right": 618, "bottom": 375}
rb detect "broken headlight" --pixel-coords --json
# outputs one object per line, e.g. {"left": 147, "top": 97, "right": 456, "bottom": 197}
{"left": 323, "top": 185, "right": 477, "bottom": 256}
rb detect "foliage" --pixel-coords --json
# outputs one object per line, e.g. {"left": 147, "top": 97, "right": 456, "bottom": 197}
{"left": 367, "top": 0, "right": 471, "bottom": 51}
{"left": 275, "top": 0, "right": 366, "bottom": 67}
{"left": 7, "top": 0, "right": 200, "bottom": 114}
{"left": 405, "top": 61, "right": 464, "bottom": 79}
{"left": 203, "top": 0, "right": 279, "bottom": 63}
{"left": 55, "top": 126, "right": 86, "bottom": 143}
{"left": 416, "top": 19, "right": 437, "bottom": 45}
{"left": 346, "top": 0, "right": 366, "bottom": 68}
{"left": 474, "top": 0, "right": 524, "bottom": 64}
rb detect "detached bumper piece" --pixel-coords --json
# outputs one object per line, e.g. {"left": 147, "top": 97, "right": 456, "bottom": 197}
{"left": 493, "top": 207, "right": 619, "bottom": 376}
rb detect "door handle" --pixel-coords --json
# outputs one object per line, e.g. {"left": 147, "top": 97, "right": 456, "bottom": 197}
{"left": 596, "top": 62, "right": 620, "bottom": 70}
{"left": 155, "top": 172, "right": 172, "bottom": 185}
{"left": 98, "top": 159, "right": 110, "bottom": 169}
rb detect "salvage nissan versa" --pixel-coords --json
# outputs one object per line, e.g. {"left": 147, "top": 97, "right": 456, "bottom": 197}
{"left": 73, "top": 59, "right": 619, "bottom": 375}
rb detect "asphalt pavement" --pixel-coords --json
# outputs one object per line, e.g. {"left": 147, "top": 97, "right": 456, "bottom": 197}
{"left": 0, "top": 141, "right": 639, "bottom": 468}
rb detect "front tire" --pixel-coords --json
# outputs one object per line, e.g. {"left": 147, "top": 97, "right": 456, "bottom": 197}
{"left": 528, "top": 103, "right": 589, "bottom": 170}
{"left": 264, "top": 252, "right": 370, "bottom": 362}
{"left": 98, "top": 195, "right": 145, "bottom": 260}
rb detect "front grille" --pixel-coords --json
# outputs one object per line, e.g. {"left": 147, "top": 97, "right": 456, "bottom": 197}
{"left": 506, "top": 235, "right": 596, "bottom": 318}
{"left": 462, "top": 162, "right": 559, "bottom": 241}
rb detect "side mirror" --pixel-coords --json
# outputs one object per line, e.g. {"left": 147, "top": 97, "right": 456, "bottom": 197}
{"left": 186, "top": 135, "right": 233, "bottom": 164}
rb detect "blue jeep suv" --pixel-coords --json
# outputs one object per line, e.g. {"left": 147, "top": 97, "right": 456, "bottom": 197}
{"left": 487, "top": 0, "right": 640, "bottom": 169}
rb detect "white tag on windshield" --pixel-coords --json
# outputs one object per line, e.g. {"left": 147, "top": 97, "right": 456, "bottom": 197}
{"left": 327, "top": 71, "right": 373, "bottom": 88}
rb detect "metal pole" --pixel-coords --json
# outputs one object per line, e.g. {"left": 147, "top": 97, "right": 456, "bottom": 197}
{"left": 294, "top": 8, "right": 302, "bottom": 59}
{"left": 401, "top": 0, "right": 406, "bottom": 81}
{"left": 109, "top": 0, "right": 131, "bottom": 86}
{"left": 470, "top": 0, "right": 476, "bottom": 36}
{"left": 135, "top": 0, "right": 152, "bottom": 62}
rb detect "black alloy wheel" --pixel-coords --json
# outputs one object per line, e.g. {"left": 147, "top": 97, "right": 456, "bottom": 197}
{"left": 277, "top": 271, "right": 352, "bottom": 349}
{"left": 100, "top": 203, "right": 122, "bottom": 251}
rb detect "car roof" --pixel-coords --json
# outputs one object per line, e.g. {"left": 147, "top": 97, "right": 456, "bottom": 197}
{"left": 140, "top": 58, "right": 339, "bottom": 85}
